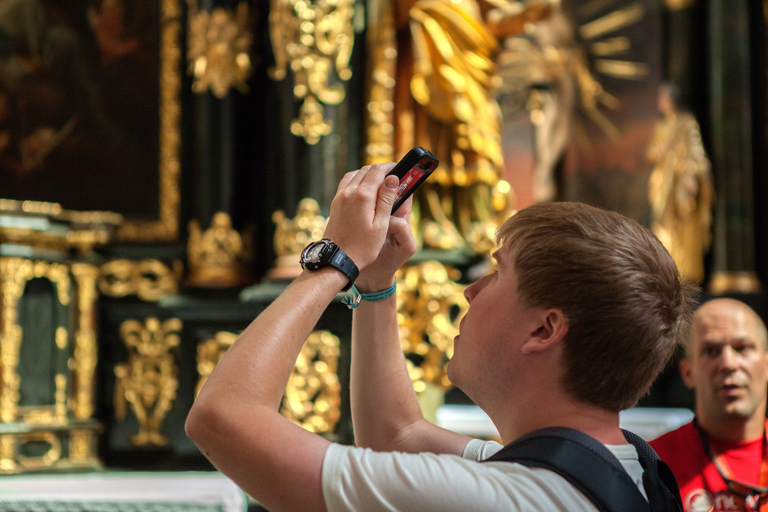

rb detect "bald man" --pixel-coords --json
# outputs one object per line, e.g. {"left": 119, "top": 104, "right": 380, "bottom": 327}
{"left": 651, "top": 299, "right": 768, "bottom": 512}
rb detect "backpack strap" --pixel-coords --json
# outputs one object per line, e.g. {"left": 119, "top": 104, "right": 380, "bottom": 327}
{"left": 482, "top": 427, "right": 682, "bottom": 512}
{"left": 622, "top": 429, "right": 683, "bottom": 512}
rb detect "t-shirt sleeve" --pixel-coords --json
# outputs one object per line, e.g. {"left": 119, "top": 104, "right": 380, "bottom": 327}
{"left": 462, "top": 438, "right": 504, "bottom": 461}
{"left": 322, "top": 442, "right": 599, "bottom": 512}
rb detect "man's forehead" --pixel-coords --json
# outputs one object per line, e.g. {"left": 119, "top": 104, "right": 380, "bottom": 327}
{"left": 693, "top": 306, "right": 759, "bottom": 344}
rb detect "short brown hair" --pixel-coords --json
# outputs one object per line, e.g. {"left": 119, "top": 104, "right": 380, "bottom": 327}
{"left": 497, "top": 202, "right": 696, "bottom": 411}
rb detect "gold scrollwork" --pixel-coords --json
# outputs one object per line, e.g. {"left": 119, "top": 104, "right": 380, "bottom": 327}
{"left": 99, "top": 259, "right": 182, "bottom": 302}
{"left": 269, "top": 198, "right": 327, "bottom": 279}
{"left": 281, "top": 330, "right": 341, "bottom": 433}
{"left": 269, "top": 0, "right": 355, "bottom": 144}
{"left": 397, "top": 261, "right": 467, "bottom": 393}
{"left": 118, "top": 0, "right": 182, "bottom": 242}
{"left": 187, "top": 1, "right": 253, "bottom": 98}
{"left": 187, "top": 212, "right": 254, "bottom": 288}
{"left": 194, "top": 332, "right": 237, "bottom": 398}
{"left": 0, "top": 258, "right": 71, "bottom": 423}
{"left": 194, "top": 330, "right": 341, "bottom": 434}
{"left": 114, "top": 317, "right": 182, "bottom": 446}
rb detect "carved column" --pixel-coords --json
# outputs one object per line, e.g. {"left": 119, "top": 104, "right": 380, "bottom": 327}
{"left": 258, "top": 0, "right": 364, "bottom": 280}
{"left": 707, "top": 0, "right": 761, "bottom": 293}
{"left": 186, "top": 0, "right": 256, "bottom": 287}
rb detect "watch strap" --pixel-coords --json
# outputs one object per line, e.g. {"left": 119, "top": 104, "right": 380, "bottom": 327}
{"left": 329, "top": 246, "right": 358, "bottom": 291}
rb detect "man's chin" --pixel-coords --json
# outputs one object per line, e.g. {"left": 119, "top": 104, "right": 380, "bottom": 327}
{"left": 721, "top": 402, "right": 757, "bottom": 419}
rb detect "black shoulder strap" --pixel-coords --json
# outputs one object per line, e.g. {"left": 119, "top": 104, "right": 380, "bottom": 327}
{"left": 482, "top": 427, "right": 682, "bottom": 512}
{"left": 622, "top": 429, "right": 683, "bottom": 512}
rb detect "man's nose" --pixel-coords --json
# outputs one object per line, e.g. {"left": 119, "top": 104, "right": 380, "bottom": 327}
{"left": 464, "top": 275, "right": 488, "bottom": 303}
{"left": 719, "top": 346, "right": 739, "bottom": 370}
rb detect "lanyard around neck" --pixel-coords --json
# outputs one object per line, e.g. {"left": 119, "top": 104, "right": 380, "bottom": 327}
{"left": 693, "top": 418, "right": 768, "bottom": 512}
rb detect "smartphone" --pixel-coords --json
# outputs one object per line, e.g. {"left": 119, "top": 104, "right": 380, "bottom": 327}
{"left": 388, "top": 146, "right": 439, "bottom": 214}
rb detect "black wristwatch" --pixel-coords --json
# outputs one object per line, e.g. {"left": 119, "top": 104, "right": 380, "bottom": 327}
{"left": 300, "top": 239, "right": 359, "bottom": 291}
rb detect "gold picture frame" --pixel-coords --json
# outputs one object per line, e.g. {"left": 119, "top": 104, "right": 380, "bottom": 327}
{"left": 0, "top": 0, "right": 182, "bottom": 243}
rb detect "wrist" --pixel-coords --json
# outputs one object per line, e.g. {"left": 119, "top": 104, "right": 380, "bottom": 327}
{"left": 343, "top": 281, "right": 397, "bottom": 309}
{"left": 354, "top": 275, "right": 396, "bottom": 294}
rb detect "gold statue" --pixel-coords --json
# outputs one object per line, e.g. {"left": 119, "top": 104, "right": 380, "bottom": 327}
{"left": 397, "top": 0, "right": 553, "bottom": 252}
{"left": 648, "top": 84, "right": 713, "bottom": 284}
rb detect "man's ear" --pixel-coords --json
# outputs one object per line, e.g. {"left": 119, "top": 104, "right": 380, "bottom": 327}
{"left": 521, "top": 309, "right": 568, "bottom": 354}
{"left": 679, "top": 358, "right": 695, "bottom": 389}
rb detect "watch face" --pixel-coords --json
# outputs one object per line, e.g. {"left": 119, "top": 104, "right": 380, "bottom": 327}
{"left": 305, "top": 243, "right": 325, "bottom": 263}
{"left": 301, "top": 240, "right": 333, "bottom": 270}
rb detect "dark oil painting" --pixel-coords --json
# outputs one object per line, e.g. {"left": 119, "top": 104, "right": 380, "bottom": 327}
{"left": 0, "top": 0, "right": 160, "bottom": 218}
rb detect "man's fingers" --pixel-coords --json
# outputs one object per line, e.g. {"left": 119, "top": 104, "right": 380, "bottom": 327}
{"left": 374, "top": 175, "right": 399, "bottom": 221}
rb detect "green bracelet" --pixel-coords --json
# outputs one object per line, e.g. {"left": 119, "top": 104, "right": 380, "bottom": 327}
{"left": 342, "top": 282, "right": 397, "bottom": 309}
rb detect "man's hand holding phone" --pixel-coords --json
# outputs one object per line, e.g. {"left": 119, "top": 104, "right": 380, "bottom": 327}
{"left": 323, "top": 148, "right": 438, "bottom": 291}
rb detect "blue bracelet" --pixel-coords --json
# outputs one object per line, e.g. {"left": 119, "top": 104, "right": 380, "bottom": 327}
{"left": 342, "top": 282, "right": 397, "bottom": 309}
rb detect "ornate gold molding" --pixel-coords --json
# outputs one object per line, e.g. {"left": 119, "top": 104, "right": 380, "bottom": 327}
{"left": 269, "top": 198, "right": 327, "bottom": 279}
{"left": 16, "top": 432, "right": 61, "bottom": 471}
{"left": 117, "top": 0, "right": 182, "bottom": 242}
{"left": 99, "top": 259, "right": 183, "bottom": 302}
{"left": 114, "top": 317, "right": 182, "bottom": 446}
{"left": 397, "top": 261, "right": 467, "bottom": 393}
{"left": 269, "top": 0, "right": 355, "bottom": 144}
{"left": 708, "top": 271, "right": 762, "bottom": 295}
{"left": 0, "top": 258, "right": 71, "bottom": 424}
{"left": 187, "top": 212, "right": 254, "bottom": 287}
{"left": 71, "top": 264, "right": 99, "bottom": 420}
{"left": 187, "top": 1, "right": 253, "bottom": 98}
{"left": 195, "top": 330, "right": 341, "bottom": 434}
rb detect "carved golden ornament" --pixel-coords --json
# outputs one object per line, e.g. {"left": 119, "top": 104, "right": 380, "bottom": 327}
{"left": 118, "top": 0, "right": 182, "bottom": 242}
{"left": 269, "top": 0, "right": 355, "bottom": 144}
{"left": 364, "top": 0, "right": 396, "bottom": 164}
{"left": 194, "top": 330, "right": 341, "bottom": 434}
{"left": 194, "top": 332, "right": 237, "bottom": 399}
{"left": 114, "top": 317, "right": 182, "bottom": 446}
{"left": 0, "top": 258, "right": 71, "bottom": 423}
{"left": 269, "top": 198, "right": 327, "bottom": 279}
{"left": 397, "top": 261, "right": 467, "bottom": 393}
{"left": 71, "top": 264, "right": 99, "bottom": 419}
{"left": 187, "top": 212, "right": 254, "bottom": 287}
{"left": 187, "top": 1, "right": 253, "bottom": 98}
{"left": 99, "top": 259, "right": 182, "bottom": 302}
{"left": 281, "top": 330, "right": 341, "bottom": 433}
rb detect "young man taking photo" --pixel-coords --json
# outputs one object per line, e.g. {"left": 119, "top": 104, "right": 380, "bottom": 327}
{"left": 187, "top": 163, "right": 692, "bottom": 511}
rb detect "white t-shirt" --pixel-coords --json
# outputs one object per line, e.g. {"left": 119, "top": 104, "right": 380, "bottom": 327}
{"left": 322, "top": 438, "right": 647, "bottom": 511}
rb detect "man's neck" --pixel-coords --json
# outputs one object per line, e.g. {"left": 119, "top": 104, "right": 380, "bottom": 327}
{"left": 698, "top": 411, "right": 766, "bottom": 443}
{"left": 496, "top": 397, "right": 626, "bottom": 446}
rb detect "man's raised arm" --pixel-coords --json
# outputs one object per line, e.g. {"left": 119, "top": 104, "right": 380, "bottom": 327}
{"left": 347, "top": 178, "right": 472, "bottom": 456}
{"left": 186, "top": 164, "right": 402, "bottom": 512}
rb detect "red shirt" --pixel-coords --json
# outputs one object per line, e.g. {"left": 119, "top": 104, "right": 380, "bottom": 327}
{"left": 651, "top": 421, "right": 764, "bottom": 512}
